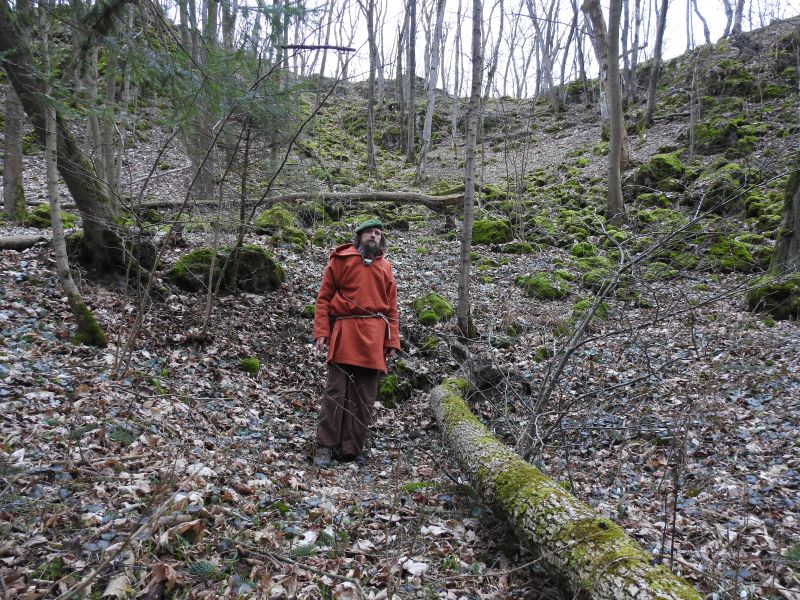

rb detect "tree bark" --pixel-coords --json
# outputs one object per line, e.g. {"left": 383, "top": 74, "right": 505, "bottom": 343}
{"left": 770, "top": 167, "right": 800, "bottom": 275}
{"left": 429, "top": 380, "right": 703, "bottom": 600}
{"left": 582, "top": 0, "right": 625, "bottom": 225}
{"left": 690, "top": 0, "right": 711, "bottom": 45}
{"left": 405, "top": 0, "right": 418, "bottom": 162}
{"left": 458, "top": 0, "right": 483, "bottom": 337}
{"left": 361, "top": 0, "right": 378, "bottom": 172}
{"left": 416, "top": 0, "right": 447, "bottom": 182}
{"left": 0, "top": 0, "right": 124, "bottom": 273}
{"left": 641, "top": 0, "right": 668, "bottom": 128}
{"left": 3, "top": 87, "right": 26, "bottom": 223}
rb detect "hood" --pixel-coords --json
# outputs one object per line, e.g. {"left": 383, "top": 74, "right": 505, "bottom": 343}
{"left": 330, "top": 243, "right": 384, "bottom": 259}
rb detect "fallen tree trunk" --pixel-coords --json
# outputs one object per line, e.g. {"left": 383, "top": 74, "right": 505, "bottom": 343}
{"left": 0, "top": 235, "right": 47, "bottom": 251}
{"left": 430, "top": 379, "right": 702, "bottom": 600}
{"left": 52, "top": 191, "right": 465, "bottom": 213}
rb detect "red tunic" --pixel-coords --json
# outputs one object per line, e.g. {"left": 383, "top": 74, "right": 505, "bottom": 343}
{"left": 313, "top": 244, "right": 400, "bottom": 373}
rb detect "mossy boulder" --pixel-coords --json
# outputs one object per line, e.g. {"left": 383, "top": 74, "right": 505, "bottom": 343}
{"left": 644, "top": 261, "right": 679, "bottom": 281}
{"left": 168, "top": 245, "right": 285, "bottom": 294}
{"left": 694, "top": 162, "right": 749, "bottom": 214}
{"left": 515, "top": 272, "right": 570, "bottom": 300}
{"left": 496, "top": 241, "right": 536, "bottom": 254}
{"left": 472, "top": 219, "right": 512, "bottom": 245}
{"left": 573, "top": 255, "right": 616, "bottom": 291}
{"left": 25, "top": 204, "right": 79, "bottom": 229}
{"left": 235, "top": 245, "right": 286, "bottom": 292}
{"left": 705, "top": 237, "right": 755, "bottom": 273}
{"left": 412, "top": 293, "right": 454, "bottom": 325}
{"left": 254, "top": 204, "right": 298, "bottom": 233}
{"left": 272, "top": 226, "right": 308, "bottom": 252}
{"left": 570, "top": 242, "right": 598, "bottom": 258}
{"left": 633, "top": 153, "right": 685, "bottom": 191}
{"left": 705, "top": 58, "right": 755, "bottom": 97}
{"left": 747, "top": 274, "right": 800, "bottom": 320}
{"left": 301, "top": 304, "right": 316, "bottom": 318}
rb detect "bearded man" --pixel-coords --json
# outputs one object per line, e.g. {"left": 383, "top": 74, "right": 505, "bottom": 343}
{"left": 312, "top": 219, "right": 401, "bottom": 467}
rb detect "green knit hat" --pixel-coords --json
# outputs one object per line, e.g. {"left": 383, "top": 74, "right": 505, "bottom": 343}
{"left": 355, "top": 218, "right": 384, "bottom": 234}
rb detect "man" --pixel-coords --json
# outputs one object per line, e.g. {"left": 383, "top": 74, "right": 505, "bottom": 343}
{"left": 312, "top": 219, "right": 400, "bottom": 467}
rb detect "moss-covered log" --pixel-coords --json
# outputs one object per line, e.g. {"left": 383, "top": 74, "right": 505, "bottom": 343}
{"left": 430, "top": 379, "right": 702, "bottom": 600}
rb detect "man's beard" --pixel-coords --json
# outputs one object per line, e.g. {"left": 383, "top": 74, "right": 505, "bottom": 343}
{"left": 361, "top": 241, "right": 380, "bottom": 260}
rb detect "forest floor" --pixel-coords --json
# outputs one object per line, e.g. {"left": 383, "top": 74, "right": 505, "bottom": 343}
{"left": 2, "top": 207, "right": 800, "bottom": 599}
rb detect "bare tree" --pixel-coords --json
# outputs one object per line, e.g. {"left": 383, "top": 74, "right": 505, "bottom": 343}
{"left": 641, "top": 0, "right": 669, "bottom": 128}
{"left": 483, "top": 0, "right": 504, "bottom": 99}
{"left": 41, "top": 2, "right": 106, "bottom": 347}
{"left": 457, "top": 0, "right": 483, "bottom": 337}
{"left": 691, "top": 0, "right": 711, "bottom": 45}
{"left": 526, "top": 0, "right": 562, "bottom": 111}
{"left": 583, "top": 0, "right": 625, "bottom": 225}
{"left": 406, "top": 0, "right": 418, "bottom": 161}
{"left": 416, "top": 0, "right": 447, "bottom": 182}
{"left": 359, "top": 0, "right": 378, "bottom": 172}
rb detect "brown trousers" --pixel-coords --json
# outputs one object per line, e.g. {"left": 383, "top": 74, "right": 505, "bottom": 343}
{"left": 315, "top": 363, "right": 379, "bottom": 457}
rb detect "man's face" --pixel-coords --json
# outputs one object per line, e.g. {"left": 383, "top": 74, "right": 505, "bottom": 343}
{"left": 359, "top": 227, "right": 382, "bottom": 249}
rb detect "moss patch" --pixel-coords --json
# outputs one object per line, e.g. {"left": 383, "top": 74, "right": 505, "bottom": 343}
{"left": 24, "top": 204, "right": 79, "bottom": 229}
{"left": 515, "top": 273, "right": 570, "bottom": 300}
{"left": 240, "top": 357, "right": 260, "bottom": 377}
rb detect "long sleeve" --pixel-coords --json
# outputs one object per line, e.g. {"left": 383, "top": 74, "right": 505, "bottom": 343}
{"left": 385, "top": 275, "right": 400, "bottom": 350}
{"left": 313, "top": 263, "right": 336, "bottom": 340}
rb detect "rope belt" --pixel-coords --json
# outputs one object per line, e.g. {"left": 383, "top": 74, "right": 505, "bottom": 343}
{"left": 333, "top": 312, "right": 392, "bottom": 340}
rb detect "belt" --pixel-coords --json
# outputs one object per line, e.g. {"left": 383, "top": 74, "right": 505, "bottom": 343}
{"left": 333, "top": 312, "right": 392, "bottom": 340}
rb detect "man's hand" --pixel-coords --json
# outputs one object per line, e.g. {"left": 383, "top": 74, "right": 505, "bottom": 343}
{"left": 314, "top": 337, "right": 328, "bottom": 352}
{"left": 385, "top": 348, "right": 397, "bottom": 358}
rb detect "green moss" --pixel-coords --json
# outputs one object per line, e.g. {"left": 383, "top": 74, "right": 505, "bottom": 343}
{"left": 71, "top": 300, "right": 108, "bottom": 348}
{"left": 24, "top": 204, "right": 79, "bottom": 229}
{"left": 301, "top": 304, "right": 316, "bottom": 318}
{"left": 570, "top": 242, "right": 597, "bottom": 258}
{"left": 272, "top": 225, "right": 307, "bottom": 252}
{"left": 499, "top": 241, "right": 535, "bottom": 254}
{"left": 706, "top": 237, "right": 754, "bottom": 272}
{"left": 571, "top": 297, "right": 609, "bottom": 321}
{"left": 515, "top": 273, "right": 570, "bottom": 300}
{"left": 472, "top": 219, "right": 513, "bottom": 245}
{"left": 633, "top": 153, "right": 685, "bottom": 190}
{"left": 168, "top": 245, "right": 284, "bottom": 294}
{"left": 746, "top": 274, "right": 800, "bottom": 320}
{"left": 254, "top": 204, "right": 298, "bottom": 233}
{"left": 644, "top": 261, "right": 679, "bottom": 281}
{"left": 412, "top": 293, "right": 454, "bottom": 325}
{"left": 378, "top": 374, "right": 403, "bottom": 408}
{"left": 533, "top": 346, "right": 553, "bottom": 363}
{"left": 573, "top": 255, "right": 615, "bottom": 291}
{"left": 240, "top": 357, "right": 260, "bottom": 377}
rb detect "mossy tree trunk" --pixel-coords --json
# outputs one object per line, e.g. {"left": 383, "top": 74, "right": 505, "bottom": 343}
{"left": 770, "top": 167, "right": 800, "bottom": 275}
{"left": 42, "top": 11, "right": 107, "bottom": 348}
{"left": 430, "top": 380, "right": 702, "bottom": 600}
{"left": 0, "top": 0, "right": 126, "bottom": 274}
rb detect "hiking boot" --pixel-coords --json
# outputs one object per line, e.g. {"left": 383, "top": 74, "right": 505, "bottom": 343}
{"left": 313, "top": 446, "right": 333, "bottom": 467}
